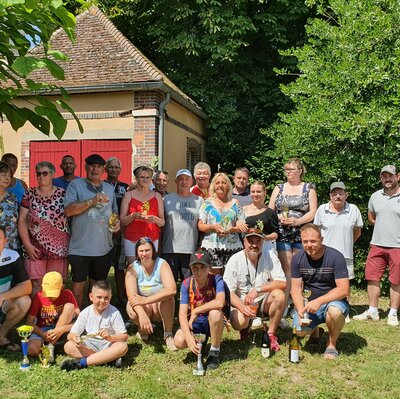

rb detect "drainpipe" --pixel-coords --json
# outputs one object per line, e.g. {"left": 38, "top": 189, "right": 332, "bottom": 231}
{"left": 158, "top": 93, "right": 170, "bottom": 171}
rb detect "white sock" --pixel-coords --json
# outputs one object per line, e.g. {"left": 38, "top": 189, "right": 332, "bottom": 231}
{"left": 210, "top": 345, "right": 220, "bottom": 352}
{"left": 368, "top": 306, "right": 378, "bottom": 315}
{"left": 389, "top": 308, "right": 398, "bottom": 317}
{"left": 163, "top": 332, "right": 173, "bottom": 339}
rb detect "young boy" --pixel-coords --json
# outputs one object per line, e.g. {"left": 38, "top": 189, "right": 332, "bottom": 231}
{"left": 61, "top": 280, "right": 128, "bottom": 371}
{"left": 173, "top": 251, "right": 226, "bottom": 370}
{"left": 26, "top": 271, "right": 78, "bottom": 362}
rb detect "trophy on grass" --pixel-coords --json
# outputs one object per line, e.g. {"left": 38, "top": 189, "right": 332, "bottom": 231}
{"left": 300, "top": 289, "right": 312, "bottom": 325}
{"left": 16, "top": 325, "right": 34, "bottom": 371}
{"left": 192, "top": 333, "right": 206, "bottom": 376}
{"left": 38, "top": 345, "right": 51, "bottom": 368}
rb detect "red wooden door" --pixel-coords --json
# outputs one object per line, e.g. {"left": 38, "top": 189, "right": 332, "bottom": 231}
{"left": 29, "top": 140, "right": 132, "bottom": 187}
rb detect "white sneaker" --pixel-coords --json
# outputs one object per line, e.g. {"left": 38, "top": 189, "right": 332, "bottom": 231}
{"left": 387, "top": 314, "right": 399, "bottom": 327}
{"left": 165, "top": 336, "right": 177, "bottom": 351}
{"left": 353, "top": 310, "right": 379, "bottom": 321}
{"left": 345, "top": 315, "right": 351, "bottom": 324}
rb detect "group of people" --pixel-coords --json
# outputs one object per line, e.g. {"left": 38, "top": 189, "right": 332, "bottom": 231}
{"left": 0, "top": 152, "right": 398, "bottom": 371}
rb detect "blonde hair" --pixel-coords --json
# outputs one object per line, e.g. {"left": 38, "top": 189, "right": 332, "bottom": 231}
{"left": 285, "top": 158, "right": 306, "bottom": 180}
{"left": 209, "top": 173, "right": 233, "bottom": 200}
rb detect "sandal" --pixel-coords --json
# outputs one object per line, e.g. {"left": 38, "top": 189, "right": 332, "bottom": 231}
{"left": 323, "top": 347, "right": 339, "bottom": 360}
{"left": 0, "top": 341, "right": 20, "bottom": 353}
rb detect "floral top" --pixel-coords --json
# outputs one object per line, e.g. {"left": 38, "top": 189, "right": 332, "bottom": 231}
{"left": 274, "top": 182, "right": 315, "bottom": 243}
{"left": 0, "top": 191, "right": 20, "bottom": 250}
{"left": 199, "top": 199, "right": 245, "bottom": 250}
{"left": 20, "top": 187, "right": 70, "bottom": 259}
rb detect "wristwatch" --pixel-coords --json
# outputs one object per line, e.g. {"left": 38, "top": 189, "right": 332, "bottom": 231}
{"left": 255, "top": 286, "right": 262, "bottom": 294}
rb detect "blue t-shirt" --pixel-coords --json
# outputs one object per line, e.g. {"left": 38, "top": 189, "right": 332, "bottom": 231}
{"left": 180, "top": 273, "right": 225, "bottom": 316}
{"left": 53, "top": 176, "right": 79, "bottom": 190}
{"left": 291, "top": 246, "right": 348, "bottom": 301}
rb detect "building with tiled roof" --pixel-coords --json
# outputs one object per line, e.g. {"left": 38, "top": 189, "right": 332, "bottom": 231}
{"left": 1, "top": 5, "right": 207, "bottom": 188}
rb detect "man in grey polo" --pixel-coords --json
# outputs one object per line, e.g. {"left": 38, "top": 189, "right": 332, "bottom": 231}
{"left": 161, "top": 169, "right": 203, "bottom": 282}
{"left": 65, "top": 154, "right": 120, "bottom": 307}
{"left": 314, "top": 182, "right": 363, "bottom": 321}
{"left": 353, "top": 165, "right": 400, "bottom": 326}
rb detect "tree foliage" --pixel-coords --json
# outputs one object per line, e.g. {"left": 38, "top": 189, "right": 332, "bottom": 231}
{"left": 97, "top": 0, "right": 310, "bottom": 173}
{"left": 263, "top": 0, "right": 400, "bottom": 289}
{"left": 0, "top": 0, "right": 83, "bottom": 138}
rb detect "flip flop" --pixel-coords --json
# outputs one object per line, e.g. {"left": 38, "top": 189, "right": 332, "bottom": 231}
{"left": 0, "top": 341, "right": 20, "bottom": 353}
{"left": 323, "top": 347, "right": 339, "bottom": 360}
{"left": 307, "top": 327, "right": 324, "bottom": 347}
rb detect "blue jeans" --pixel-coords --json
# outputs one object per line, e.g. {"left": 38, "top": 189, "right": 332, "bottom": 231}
{"left": 293, "top": 300, "right": 349, "bottom": 332}
{"left": 276, "top": 241, "right": 303, "bottom": 252}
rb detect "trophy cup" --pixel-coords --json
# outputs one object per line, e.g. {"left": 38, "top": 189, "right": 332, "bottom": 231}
{"left": 192, "top": 333, "right": 206, "bottom": 376}
{"left": 281, "top": 206, "right": 289, "bottom": 219}
{"left": 300, "top": 289, "right": 312, "bottom": 325}
{"left": 16, "top": 325, "right": 34, "bottom": 371}
{"left": 141, "top": 201, "right": 150, "bottom": 215}
{"left": 38, "top": 345, "right": 51, "bottom": 368}
{"left": 108, "top": 212, "right": 119, "bottom": 232}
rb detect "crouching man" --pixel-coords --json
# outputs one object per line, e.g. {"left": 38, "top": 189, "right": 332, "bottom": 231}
{"left": 291, "top": 224, "right": 350, "bottom": 360}
{"left": 224, "top": 228, "right": 286, "bottom": 352}
{"left": 174, "top": 251, "right": 225, "bottom": 370}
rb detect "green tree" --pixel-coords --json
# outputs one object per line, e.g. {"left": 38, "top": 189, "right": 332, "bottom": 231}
{"left": 265, "top": 0, "right": 400, "bottom": 288}
{"left": 0, "top": 0, "right": 82, "bottom": 138}
{"left": 98, "top": 0, "right": 310, "bottom": 172}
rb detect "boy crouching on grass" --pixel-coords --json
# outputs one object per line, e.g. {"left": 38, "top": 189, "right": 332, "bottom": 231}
{"left": 173, "top": 251, "right": 225, "bottom": 370}
{"left": 61, "top": 280, "right": 128, "bottom": 371}
{"left": 26, "top": 271, "right": 79, "bottom": 363}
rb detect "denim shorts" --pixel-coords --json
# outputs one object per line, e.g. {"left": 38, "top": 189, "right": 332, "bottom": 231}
{"left": 276, "top": 241, "right": 303, "bottom": 252}
{"left": 292, "top": 300, "right": 349, "bottom": 332}
{"left": 30, "top": 325, "right": 55, "bottom": 340}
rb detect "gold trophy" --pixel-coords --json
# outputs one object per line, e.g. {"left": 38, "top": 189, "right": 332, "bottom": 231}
{"left": 108, "top": 212, "right": 119, "bottom": 232}
{"left": 300, "top": 289, "right": 312, "bottom": 325}
{"left": 141, "top": 201, "right": 150, "bottom": 215}
{"left": 192, "top": 333, "right": 206, "bottom": 376}
{"left": 220, "top": 215, "right": 232, "bottom": 233}
{"left": 38, "top": 345, "right": 51, "bottom": 368}
{"left": 16, "top": 325, "right": 34, "bottom": 371}
{"left": 281, "top": 206, "right": 289, "bottom": 219}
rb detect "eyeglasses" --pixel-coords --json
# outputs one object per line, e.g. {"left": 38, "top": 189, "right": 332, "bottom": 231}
{"left": 138, "top": 176, "right": 151, "bottom": 180}
{"left": 36, "top": 171, "right": 51, "bottom": 177}
{"left": 284, "top": 168, "right": 299, "bottom": 173}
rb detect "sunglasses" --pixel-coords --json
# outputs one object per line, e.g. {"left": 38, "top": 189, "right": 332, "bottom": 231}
{"left": 36, "top": 171, "right": 51, "bottom": 177}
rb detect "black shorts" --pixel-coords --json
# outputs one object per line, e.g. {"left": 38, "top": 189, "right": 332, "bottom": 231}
{"left": 162, "top": 253, "right": 191, "bottom": 282}
{"left": 68, "top": 250, "right": 113, "bottom": 282}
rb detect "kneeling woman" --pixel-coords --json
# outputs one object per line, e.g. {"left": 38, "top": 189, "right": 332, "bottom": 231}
{"left": 125, "top": 237, "right": 177, "bottom": 350}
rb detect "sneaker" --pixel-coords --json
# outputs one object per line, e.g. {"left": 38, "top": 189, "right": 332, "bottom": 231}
{"left": 136, "top": 330, "right": 149, "bottom": 341}
{"left": 268, "top": 333, "right": 280, "bottom": 352}
{"left": 205, "top": 350, "right": 220, "bottom": 370}
{"left": 164, "top": 336, "right": 177, "bottom": 351}
{"left": 278, "top": 318, "right": 292, "bottom": 331}
{"left": 345, "top": 315, "right": 351, "bottom": 324}
{"left": 114, "top": 357, "right": 123, "bottom": 368}
{"left": 387, "top": 314, "right": 399, "bottom": 327}
{"left": 60, "top": 358, "right": 82, "bottom": 371}
{"left": 353, "top": 310, "right": 379, "bottom": 322}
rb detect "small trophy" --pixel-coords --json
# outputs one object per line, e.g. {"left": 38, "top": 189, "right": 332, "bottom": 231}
{"left": 220, "top": 215, "right": 232, "bottom": 233}
{"left": 281, "top": 206, "right": 289, "bottom": 219}
{"left": 300, "top": 289, "right": 312, "bottom": 325}
{"left": 192, "top": 333, "right": 206, "bottom": 376}
{"left": 141, "top": 201, "right": 150, "bottom": 215}
{"left": 108, "top": 212, "right": 119, "bottom": 232}
{"left": 16, "top": 325, "right": 34, "bottom": 371}
{"left": 38, "top": 345, "right": 51, "bottom": 368}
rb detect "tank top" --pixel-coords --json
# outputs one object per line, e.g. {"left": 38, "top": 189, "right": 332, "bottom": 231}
{"left": 7, "top": 178, "right": 25, "bottom": 204}
{"left": 124, "top": 194, "right": 160, "bottom": 242}
{"left": 134, "top": 257, "right": 164, "bottom": 297}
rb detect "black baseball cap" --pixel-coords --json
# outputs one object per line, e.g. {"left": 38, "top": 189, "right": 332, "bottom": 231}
{"left": 85, "top": 154, "right": 106, "bottom": 165}
{"left": 189, "top": 250, "right": 210, "bottom": 267}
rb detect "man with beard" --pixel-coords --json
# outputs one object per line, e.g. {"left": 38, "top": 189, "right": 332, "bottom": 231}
{"left": 223, "top": 228, "right": 286, "bottom": 351}
{"left": 314, "top": 182, "right": 363, "bottom": 323}
{"left": 291, "top": 224, "right": 349, "bottom": 360}
{"left": 153, "top": 171, "right": 169, "bottom": 197}
{"left": 353, "top": 165, "right": 400, "bottom": 326}
{"left": 53, "top": 155, "right": 79, "bottom": 189}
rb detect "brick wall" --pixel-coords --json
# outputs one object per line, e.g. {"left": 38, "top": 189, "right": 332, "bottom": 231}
{"left": 21, "top": 141, "right": 30, "bottom": 186}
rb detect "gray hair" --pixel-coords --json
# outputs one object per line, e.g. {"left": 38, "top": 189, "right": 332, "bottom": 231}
{"left": 193, "top": 162, "right": 211, "bottom": 175}
{"left": 36, "top": 161, "right": 56, "bottom": 174}
{"left": 106, "top": 157, "right": 122, "bottom": 169}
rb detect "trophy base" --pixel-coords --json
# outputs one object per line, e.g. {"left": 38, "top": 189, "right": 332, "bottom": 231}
{"left": 193, "top": 368, "right": 205, "bottom": 376}
{"left": 300, "top": 318, "right": 311, "bottom": 325}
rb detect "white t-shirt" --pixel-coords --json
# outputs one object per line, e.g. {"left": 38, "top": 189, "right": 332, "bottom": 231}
{"left": 71, "top": 304, "right": 127, "bottom": 336}
{"left": 223, "top": 247, "right": 286, "bottom": 303}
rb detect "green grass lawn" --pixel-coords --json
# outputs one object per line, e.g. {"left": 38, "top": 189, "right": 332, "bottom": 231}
{"left": 0, "top": 289, "right": 399, "bottom": 399}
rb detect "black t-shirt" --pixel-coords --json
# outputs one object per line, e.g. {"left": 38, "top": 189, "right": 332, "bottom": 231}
{"left": 245, "top": 207, "right": 279, "bottom": 236}
{"left": 104, "top": 180, "right": 129, "bottom": 211}
{"left": 291, "top": 246, "right": 348, "bottom": 300}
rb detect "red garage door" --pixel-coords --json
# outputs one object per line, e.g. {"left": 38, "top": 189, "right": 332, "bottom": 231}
{"left": 29, "top": 140, "right": 132, "bottom": 186}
